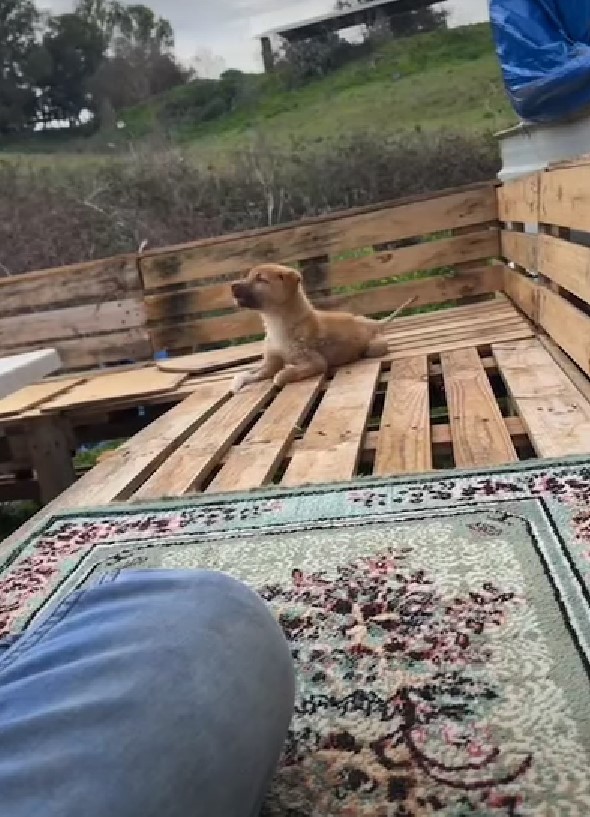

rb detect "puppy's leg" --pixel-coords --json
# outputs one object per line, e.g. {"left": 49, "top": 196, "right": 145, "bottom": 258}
{"left": 273, "top": 352, "right": 327, "bottom": 389}
{"left": 231, "top": 353, "right": 283, "bottom": 394}
{"left": 364, "top": 337, "right": 388, "bottom": 358}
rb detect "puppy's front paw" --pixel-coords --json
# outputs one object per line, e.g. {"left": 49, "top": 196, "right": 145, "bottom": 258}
{"left": 231, "top": 371, "right": 249, "bottom": 394}
{"left": 273, "top": 370, "right": 288, "bottom": 389}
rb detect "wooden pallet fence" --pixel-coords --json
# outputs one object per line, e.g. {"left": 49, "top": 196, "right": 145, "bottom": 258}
{"left": 139, "top": 182, "right": 501, "bottom": 354}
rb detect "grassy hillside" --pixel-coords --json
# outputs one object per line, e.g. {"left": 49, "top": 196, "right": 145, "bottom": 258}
{"left": 119, "top": 22, "right": 515, "bottom": 155}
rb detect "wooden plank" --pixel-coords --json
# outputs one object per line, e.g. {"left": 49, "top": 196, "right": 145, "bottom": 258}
{"left": 134, "top": 381, "right": 275, "bottom": 499}
{"left": 27, "top": 416, "right": 76, "bottom": 503}
{"left": 375, "top": 356, "right": 431, "bottom": 474}
{"left": 282, "top": 360, "right": 380, "bottom": 486}
{"left": 385, "top": 316, "right": 530, "bottom": 349}
{"left": 0, "top": 377, "right": 84, "bottom": 418}
{"left": 208, "top": 376, "right": 323, "bottom": 492}
{"left": 442, "top": 347, "right": 517, "bottom": 467}
{"left": 502, "top": 266, "right": 539, "bottom": 321}
{"left": 0, "top": 383, "right": 232, "bottom": 562}
{"left": 0, "top": 256, "right": 140, "bottom": 318}
{"left": 537, "top": 287, "right": 590, "bottom": 376}
{"left": 40, "top": 368, "right": 186, "bottom": 412}
{"left": 388, "top": 326, "right": 534, "bottom": 361}
{"left": 141, "top": 187, "right": 498, "bottom": 289}
{"left": 497, "top": 173, "right": 540, "bottom": 224}
{"left": 538, "top": 334, "right": 590, "bottom": 405}
{"left": 0, "top": 299, "right": 146, "bottom": 349}
{"left": 494, "top": 338, "right": 590, "bottom": 458}
{"left": 501, "top": 231, "right": 537, "bottom": 271}
{"left": 540, "top": 165, "right": 590, "bottom": 231}
{"left": 537, "top": 233, "right": 590, "bottom": 305}
{"left": 144, "top": 230, "right": 500, "bottom": 322}
{"left": 5, "top": 330, "right": 153, "bottom": 372}
{"left": 156, "top": 341, "right": 265, "bottom": 375}
{"left": 150, "top": 265, "right": 502, "bottom": 350}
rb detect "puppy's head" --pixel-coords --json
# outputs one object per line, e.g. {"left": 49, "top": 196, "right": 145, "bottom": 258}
{"left": 231, "top": 264, "right": 301, "bottom": 312}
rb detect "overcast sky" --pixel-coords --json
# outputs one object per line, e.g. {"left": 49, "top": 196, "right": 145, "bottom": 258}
{"left": 41, "top": 0, "right": 490, "bottom": 74}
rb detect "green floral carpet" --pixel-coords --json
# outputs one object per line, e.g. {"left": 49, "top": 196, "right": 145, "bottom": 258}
{"left": 2, "top": 457, "right": 590, "bottom": 815}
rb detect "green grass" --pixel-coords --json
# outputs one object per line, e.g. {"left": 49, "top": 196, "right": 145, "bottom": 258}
{"left": 1, "top": 22, "right": 516, "bottom": 164}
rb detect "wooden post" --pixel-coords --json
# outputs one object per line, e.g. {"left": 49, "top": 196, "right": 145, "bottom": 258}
{"left": 27, "top": 416, "right": 76, "bottom": 504}
{"left": 261, "top": 37, "right": 274, "bottom": 73}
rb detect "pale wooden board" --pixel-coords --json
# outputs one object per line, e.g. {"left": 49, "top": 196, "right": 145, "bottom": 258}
{"left": 150, "top": 265, "right": 503, "bottom": 350}
{"left": 502, "top": 266, "right": 538, "bottom": 321}
{"left": 538, "top": 334, "right": 590, "bottom": 405}
{"left": 156, "top": 341, "right": 265, "bottom": 375}
{"left": 441, "top": 347, "right": 517, "bottom": 467}
{"left": 0, "top": 255, "right": 140, "bottom": 318}
{"left": 537, "top": 288, "right": 590, "bottom": 376}
{"left": 540, "top": 165, "right": 590, "bottom": 231}
{"left": 0, "top": 299, "right": 146, "bottom": 350}
{"left": 144, "top": 230, "right": 500, "bottom": 323}
{"left": 494, "top": 338, "right": 590, "bottom": 458}
{"left": 281, "top": 360, "right": 381, "bottom": 487}
{"left": 497, "top": 173, "right": 540, "bottom": 224}
{"left": 387, "top": 326, "right": 535, "bottom": 361}
{"left": 501, "top": 231, "right": 537, "bottom": 271}
{"left": 385, "top": 318, "right": 530, "bottom": 352}
{"left": 374, "top": 356, "right": 431, "bottom": 475}
{"left": 141, "top": 186, "right": 497, "bottom": 289}
{"left": 133, "top": 381, "right": 274, "bottom": 499}
{"left": 0, "top": 377, "right": 85, "bottom": 418}
{"left": 383, "top": 306, "right": 520, "bottom": 342}
{"left": 208, "top": 376, "right": 324, "bottom": 493}
{"left": 537, "top": 233, "right": 590, "bottom": 305}
{"left": 40, "top": 367, "right": 187, "bottom": 412}
{"left": 0, "top": 383, "right": 231, "bottom": 562}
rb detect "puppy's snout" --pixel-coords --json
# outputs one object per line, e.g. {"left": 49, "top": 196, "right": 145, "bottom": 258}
{"left": 231, "top": 282, "right": 247, "bottom": 298}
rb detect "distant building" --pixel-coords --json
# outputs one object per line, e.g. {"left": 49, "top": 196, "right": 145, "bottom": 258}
{"left": 259, "top": 0, "right": 444, "bottom": 72}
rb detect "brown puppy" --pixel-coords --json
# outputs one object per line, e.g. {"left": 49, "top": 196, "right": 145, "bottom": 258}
{"left": 230, "top": 263, "right": 414, "bottom": 393}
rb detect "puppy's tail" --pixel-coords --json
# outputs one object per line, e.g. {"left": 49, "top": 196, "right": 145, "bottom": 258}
{"left": 374, "top": 296, "right": 417, "bottom": 329}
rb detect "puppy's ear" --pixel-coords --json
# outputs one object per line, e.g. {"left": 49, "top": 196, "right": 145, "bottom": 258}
{"left": 279, "top": 267, "right": 301, "bottom": 294}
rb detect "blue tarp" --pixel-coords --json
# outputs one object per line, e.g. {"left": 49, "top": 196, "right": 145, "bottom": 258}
{"left": 490, "top": 0, "right": 590, "bottom": 123}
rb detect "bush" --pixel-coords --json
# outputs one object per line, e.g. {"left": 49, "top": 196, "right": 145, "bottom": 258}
{"left": 0, "top": 129, "right": 500, "bottom": 275}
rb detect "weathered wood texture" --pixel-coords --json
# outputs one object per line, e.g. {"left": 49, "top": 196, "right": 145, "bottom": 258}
{"left": 498, "top": 159, "right": 590, "bottom": 378}
{"left": 139, "top": 184, "right": 500, "bottom": 352}
{"left": 0, "top": 255, "right": 151, "bottom": 370}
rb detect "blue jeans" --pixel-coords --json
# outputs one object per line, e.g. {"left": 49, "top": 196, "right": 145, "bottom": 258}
{"left": 0, "top": 570, "right": 295, "bottom": 817}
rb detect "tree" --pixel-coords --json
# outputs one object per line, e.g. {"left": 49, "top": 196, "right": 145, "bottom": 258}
{"left": 38, "top": 12, "right": 106, "bottom": 126}
{"left": 0, "top": 0, "right": 49, "bottom": 133}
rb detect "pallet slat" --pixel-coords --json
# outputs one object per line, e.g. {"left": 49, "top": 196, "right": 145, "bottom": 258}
{"left": 540, "top": 165, "right": 590, "bottom": 230}
{"left": 282, "top": 360, "right": 380, "bottom": 486}
{"left": 208, "top": 376, "right": 324, "bottom": 492}
{"left": 375, "top": 356, "right": 431, "bottom": 474}
{"left": 151, "top": 266, "right": 502, "bottom": 350}
{"left": 133, "top": 381, "right": 275, "bottom": 499}
{"left": 0, "top": 377, "right": 85, "bottom": 418}
{"left": 537, "top": 288, "right": 590, "bottom": 376}
{"left": 537, "top": 233, "right": 590, "bottom": 304}
{"left": 497, "top": 173, "right": 539, "bottom": 224}
{"left": 141, "top": 186, "right": 497, "bottom": 289}
{"left": 442, "top": 347, "right": 517, "bottom": 467}
{"left": 494, "top": 338, "right": 590, "bottom": 458}
{"left": 145, "top": 230, "right": 499, "bottom": 322}
{"left": 40, "top": 368, "right": 186, "bottom": 412}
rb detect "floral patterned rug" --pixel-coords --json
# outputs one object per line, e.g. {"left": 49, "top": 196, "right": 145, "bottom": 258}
{"left": 2, "top": 457, "right": 590, "bottom": 815}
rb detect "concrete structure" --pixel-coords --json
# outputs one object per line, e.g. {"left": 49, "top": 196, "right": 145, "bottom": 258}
{"left": 259, "top": 0, "right": 442, "bottom": 72}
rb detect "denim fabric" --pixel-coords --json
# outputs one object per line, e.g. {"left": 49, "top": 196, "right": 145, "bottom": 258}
{"left": 0, "top": 569, "right": 295, "bottom": 817}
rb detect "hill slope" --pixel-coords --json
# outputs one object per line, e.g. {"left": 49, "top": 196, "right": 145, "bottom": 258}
{"left": 121, "top": 23, "right": 516, "bottom": 153}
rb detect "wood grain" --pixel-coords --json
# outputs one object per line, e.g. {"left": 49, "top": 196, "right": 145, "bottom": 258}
{"left": 537, "top": 287, "right": 590, "bottom": 376}
{"left": 40, "top": 367, "right": 186, "bottom": 412}
{"left": 282, "top": 360, "right": 380, "bottom": 486}
{"left": 133, "top": 381, "right": 274, "bottom": 498}
{"left": 494, "top": 338, "right": 590, "bottom": 458}
{"left": 375, "top": 356, "right": 431, "bottom": 474}
{"left": 537, "top": 233, "right": 590, "bottom": 304}
{"left": 502, "top": 266, "right": 538, "bottom": 321}
{"left": 501, "top": 230, "right": 537, "bottom": 271}
{"left": 208, "top": 376, "right": 323, "bottom": 492}
{"left": 144, "top": 230, "right": 500, "bottom": 323}
{"left": 497, "top": 173, "right": 540, "bottom": 224}
{"left": 0, "top": 377, "right": 84, "bottom": 418}
{"left": 150, "top": 265, "right": 502, "bottom": 350}
{"left": 540, "top": 165, "right": 590, "bottom": 230}
{"left": 442, "top": 347, "right": 517, "bottom": 467}
{"left": 0, "top": 255, "right": 140, "bottom": 318}
{"left": 140, "top": 187, "right": 497, "bottom": 289}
